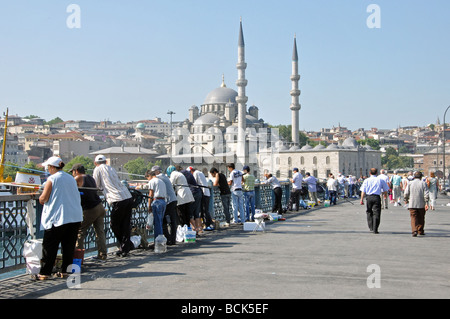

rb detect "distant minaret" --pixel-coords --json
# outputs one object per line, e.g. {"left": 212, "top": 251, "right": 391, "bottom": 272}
{"left": 290, "top": 35, "right": 301, "bottom": 145}
{"left": 236, "top": 18, "right": 248, "bottom": 165}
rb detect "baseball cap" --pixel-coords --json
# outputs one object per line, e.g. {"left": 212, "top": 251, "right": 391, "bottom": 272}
{"left": 42, "top": 156, "right": 63, "bottom": 168}
{"left": 95, "top": 155, "right": 106, "bottom": 162}
{"left": 69, "top": 163, "right": 85, "bottom": 173}
{"left": 187, "top": 166, "right": 194, "bottom": 171}
{"left": 243, "top": 165, "right": 250, "bottom": 171}
{"left": 293, "top": 167, "right": 298, "bottom": 172}
{"left": 151, "top": 165, "right": 162, "bottom": 172}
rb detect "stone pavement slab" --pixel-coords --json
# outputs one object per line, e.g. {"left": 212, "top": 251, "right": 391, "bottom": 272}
{"left": 2, "top": 196, "right": 450, "bottom": 300}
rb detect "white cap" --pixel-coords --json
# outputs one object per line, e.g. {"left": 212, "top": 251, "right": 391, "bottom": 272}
{"left": 42, "top": 156, "right": 62, "bottom": 168}
{"left": 95, "top": 155, "right": 106, "bottom": 163}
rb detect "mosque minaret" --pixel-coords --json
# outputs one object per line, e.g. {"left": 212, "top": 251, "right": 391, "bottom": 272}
{"left": 236, "top": 18, "right": 248, "bottom": 166}
{"left": 290, "top": 35, "right": 301, "bottom": 146}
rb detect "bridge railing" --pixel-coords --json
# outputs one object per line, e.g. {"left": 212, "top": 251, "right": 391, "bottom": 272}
{"left": 0, "top": 181, "right": 328, "bottom": 274}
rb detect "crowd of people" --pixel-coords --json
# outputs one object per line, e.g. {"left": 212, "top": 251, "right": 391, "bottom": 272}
{"left": 32, "top": 153, "right": 440, "bottom": 280}
{"left": 359, "top": 168, "right": 439, "bottom": 237}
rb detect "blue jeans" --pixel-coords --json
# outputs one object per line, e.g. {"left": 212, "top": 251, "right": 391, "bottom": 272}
{"left": 243, "top": 190, "right": 255, "bottom": 221}
{"left": 329, "top": 191, "right": 337, "bottom": 205}
{"left": 231, "top": 190, "right": 245, "bottom": 223}
{"left": 220, "top": 194, "right": 231, "bottom": 223}
{"left": 152, "top": 199, "right": 166, "bottom": 238}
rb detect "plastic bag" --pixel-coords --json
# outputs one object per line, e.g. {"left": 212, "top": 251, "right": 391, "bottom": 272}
{"left": 176, "top": 225, "right": 188, "bottom": 243}
{"left": 23, "top": 239, "right": 42, "bottom": 275}
{"left": 130, "top": 235, "right": 142, "bottom": 249}
{"left": 147, "top": 213, "right": 154, "bottom": 230}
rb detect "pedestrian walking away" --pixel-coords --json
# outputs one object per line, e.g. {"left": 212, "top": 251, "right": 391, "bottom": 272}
{"left": 425, "top": 172, "right": 440, "bottom": 211}
{"left": 360, "top": 168, "right": 389, "bottom": 234}
{"left": 93, "top": 155, "right": 133, "bottom": 257}
{"left": 390, "top": 170, "right": 403, "bottom": 206}
{"left": 404, "top": 171, "right": 430, "bottom": 237}
{"left": 378, "top": 169, "right": 391, "bottom": 209}
{"left": 70, "top": 163, "right": 107, "bottom": 261}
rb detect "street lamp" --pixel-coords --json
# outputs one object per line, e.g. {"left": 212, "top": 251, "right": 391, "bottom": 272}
{"left": 167, "top": 110, "right": 175, "bottom": 166}
{"left": 443, "top": 105, "right": 450, "bottom": 192}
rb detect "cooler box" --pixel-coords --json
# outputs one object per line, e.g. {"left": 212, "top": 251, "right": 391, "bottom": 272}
{"left": 243, "top": 221, "right": 265, "bottom": 232}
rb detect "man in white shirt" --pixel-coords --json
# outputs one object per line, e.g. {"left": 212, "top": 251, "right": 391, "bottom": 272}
{"left": 227, "top": 163, "right": 245, "bottom": 224}
{"left": 167, "top": 165, "right": 194, "bottom": 227}
{"left": 189, "top": 167, "right": 214, "bottom": 231}
{"left": 146, "top": 170, "right": 167, "bottom": 240}
{"left": 326, "top": 173, "right": 338, "bottom": 205}
{"left": 304, "top": 172, "right": 318, "bottom": 205}
{"left": 378, "top": 169, "right": 391, "bottom": 209}
{"left": 93, "top": 155, "right": 133, "bottom": 257}
{"left": 288, "top": 168, "right": 303, "bottom": 211}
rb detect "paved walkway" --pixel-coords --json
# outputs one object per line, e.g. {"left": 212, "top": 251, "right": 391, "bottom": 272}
{"left": 1, "top": 196, "right": 450, "bottom": 300}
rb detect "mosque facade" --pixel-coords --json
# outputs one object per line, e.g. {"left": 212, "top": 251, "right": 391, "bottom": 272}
{"left": 161, "top": 20, "right": 381, "bottom": 180}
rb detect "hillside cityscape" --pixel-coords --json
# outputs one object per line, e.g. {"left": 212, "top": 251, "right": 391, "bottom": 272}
{"left": 0, "top": 112, "right": 445, "bottom": 180}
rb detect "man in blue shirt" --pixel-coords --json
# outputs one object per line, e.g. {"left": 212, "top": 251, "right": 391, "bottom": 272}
{"left": 360, "top": 168, "right": 389, "bottom": 234}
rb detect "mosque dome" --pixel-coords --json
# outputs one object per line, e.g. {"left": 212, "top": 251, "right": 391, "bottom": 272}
{"left": 136, "top": 123, "right": 145, "bottom": 130}
{"left": 342, "top": 137, "right": 359, "bottom": 148}
{"left": 194, "top": 113, "right": 221, "bottom": 126}
{"left": 203, "top": 77, "right": 238, "bottom": 105}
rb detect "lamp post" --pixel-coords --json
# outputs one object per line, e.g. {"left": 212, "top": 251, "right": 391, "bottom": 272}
{"left": 443, "top": 105, "right": 450, "bottom": 192}
{"left": 167, "top": 110, "right": 175, "bottom": 166}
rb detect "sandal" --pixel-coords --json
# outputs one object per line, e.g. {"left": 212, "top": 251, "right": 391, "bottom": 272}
{"left": 55, "top": 272, "right": 69, "bottom": 278}
{"left": 33, "top": 274, "right": 52, "bottom": 281}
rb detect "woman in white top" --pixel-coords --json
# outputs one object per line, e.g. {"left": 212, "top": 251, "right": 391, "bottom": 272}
{"left": 36, "top": 156, "right": 83, "bottom": 280}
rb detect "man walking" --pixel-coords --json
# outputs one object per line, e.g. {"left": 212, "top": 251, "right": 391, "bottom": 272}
{"left": 390, "top": 170, "right": 403, "bottom": 206}
{"left": 404, "top": 171, "right": 429, "bottom": 237}
{"left": 360, "top": 168, "right": 389, "bottom": 234}
{"left": 93, "top": 155, "right": 133, "bottom": 257}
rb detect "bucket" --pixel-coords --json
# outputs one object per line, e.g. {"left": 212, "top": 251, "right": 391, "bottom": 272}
{"left": 73, "top": 248, "right": 85, "bottom": 264}
{"left": 184, "top": 230, "right": 196, "bottom": 243}
{"left": 71, "top": 258, "right": 82, "bottom": 273}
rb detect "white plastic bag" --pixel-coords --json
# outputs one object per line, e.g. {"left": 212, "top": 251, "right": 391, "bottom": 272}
{"left": 23, "top": 239, "right": 42, "bottom": 275}
{"left": 130, "top": 235, "right": 142, "bottom": 249}
{"left": 176, "top": 225, "right": 188, "bottom": 243}
{"left": 146, "top": 213, "right": 154, "bottom": 231}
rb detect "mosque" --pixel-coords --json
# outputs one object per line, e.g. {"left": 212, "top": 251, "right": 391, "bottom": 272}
{"left": 160, "top": 20, "right": 381, "bottom": 180}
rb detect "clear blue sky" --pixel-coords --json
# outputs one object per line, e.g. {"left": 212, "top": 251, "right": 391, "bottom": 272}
{"left": 0, "top": 1, "right": 449, "bottom": 132}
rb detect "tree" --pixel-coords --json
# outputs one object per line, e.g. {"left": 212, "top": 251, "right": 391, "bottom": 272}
{"left": 269, "top": 124, "right": 310, "bottom": 147}
{"left": 357, "top": 138, "right": 380, "bottom": 150}
{"left": 64, "top": 156, "right": 95, "bottom": 174}
{"left": 381, "top": 147, "right": 413, "bottom": 169}
{"left": 123, "top": 157, "right": 162, "bottom": 179}
{"left": 45, "top": 117, "right": 64, "bottom": 125}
